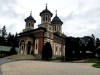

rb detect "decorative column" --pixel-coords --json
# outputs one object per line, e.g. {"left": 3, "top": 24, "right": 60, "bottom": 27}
{"left": 24, "top": 44, "right": 27, "bottom": 55}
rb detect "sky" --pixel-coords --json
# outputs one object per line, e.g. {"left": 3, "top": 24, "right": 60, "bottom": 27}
{"left": 0, "top": 0, "right": 100, "bottom": 38}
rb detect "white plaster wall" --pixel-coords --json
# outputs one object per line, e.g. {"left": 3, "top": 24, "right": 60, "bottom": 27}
{"left": 34, "top": 39, "right": 39, "bottom": 54}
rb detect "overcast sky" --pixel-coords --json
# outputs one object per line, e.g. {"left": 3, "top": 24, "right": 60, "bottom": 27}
{"left": 0, "top": 0, "right": 100, "bottom": 38}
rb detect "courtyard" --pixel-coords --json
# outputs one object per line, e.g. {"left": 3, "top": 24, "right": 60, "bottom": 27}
{"left": 1, "top": 60, "right": 100, "bottom": 75}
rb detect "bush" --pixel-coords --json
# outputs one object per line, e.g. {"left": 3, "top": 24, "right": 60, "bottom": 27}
{"left": 8, "top": 46, "right": 17, "bottom": 55}
{"left": 42, "top": 42, "right": 52, "bottom": 60}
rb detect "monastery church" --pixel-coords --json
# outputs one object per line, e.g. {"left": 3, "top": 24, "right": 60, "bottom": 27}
{"left": 18, "top": 4, "right": 66, "bottom": 59}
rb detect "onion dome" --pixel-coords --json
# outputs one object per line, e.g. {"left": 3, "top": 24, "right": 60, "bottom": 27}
{"left": 25, "top": 11, "right": 36, "bottom": 23}
{"left": 40, "top": 4, "right": 53, "bottom": 17}
{"left": 51, "top": 10, "right": 63, "bottom": 24}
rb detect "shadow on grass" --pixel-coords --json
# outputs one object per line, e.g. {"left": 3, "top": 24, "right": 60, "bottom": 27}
{"left": 92, "top": 62, "right": 100, "bottom": 68}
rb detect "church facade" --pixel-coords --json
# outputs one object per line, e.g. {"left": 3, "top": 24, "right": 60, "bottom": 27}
{"left": 18, "top": 5, "right": 66, "bottom": 59}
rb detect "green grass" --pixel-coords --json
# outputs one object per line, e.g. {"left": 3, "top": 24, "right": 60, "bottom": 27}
{"left": 92, "top": 63, "right": 100, "bottom": 68}
{"left": 70, "top": 58, "right": 100, "bottom": 63}
{"left": 84, "top": 58, "right": 100, "bottom": 63}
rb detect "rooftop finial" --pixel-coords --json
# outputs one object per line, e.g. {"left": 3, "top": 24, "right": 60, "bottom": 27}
{"left": 30, "top": 11, "right": 32, "bottom": 16}
{"left": 45, "top": 3, "right": 47, "bottom": 9}
{"left": 56, "top": 10, "right": 57, "bottom": 16}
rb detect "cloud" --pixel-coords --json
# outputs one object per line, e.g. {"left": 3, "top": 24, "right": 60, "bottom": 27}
{"left": 61, "top": 0, "right": 100, "bottom": 38}
{"left": 0, "top": 0, "right": 100, "bottom": 38}
{"left": 0, "top": 0, "right": 26, "bottom": 34}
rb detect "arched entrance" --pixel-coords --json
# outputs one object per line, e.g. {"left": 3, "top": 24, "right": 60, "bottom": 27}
{"left": 20, "top": 40, "right": 25, "bottom": 54}
{"left": 27, "top": 41, "right": 32, "bottom": 55}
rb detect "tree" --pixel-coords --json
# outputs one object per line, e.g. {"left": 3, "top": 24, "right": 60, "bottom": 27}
{"left": 8, "top": 46, "right": 17, "bottom": 55}
{"left": 42, "top": 42, "right": 52, "bottom": 60}
{"left": 96, "top": 38, "right": 100, "bottom": 48}
{"left": 0, "top": 26, "right": 7, "bottom": 46}
{"left": 14, "top": 33, "right": 19, "bottom": 47}
{"left": 1, "top": 25, "right": 7, "bottom": 38}
{"left": 6, "top": 33, "right": 14, "bottom": 46}
{"left": 0, "top": 28, "right": 1, "bottom": 36}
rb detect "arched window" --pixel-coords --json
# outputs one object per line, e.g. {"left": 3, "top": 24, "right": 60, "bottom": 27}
{"left": 22, "top": 46, "right": 23, "bottom": 50}
{"left": 55, "top": 26, "right": 56, "bottom": 31}
{"left": 29, "top": 23, "right": 30, "bottom": 26}
{"left": 36, "top": 44, "right": 37, "bottom": 50}
{"left": 20, "top": 40, "right": 25, "bottom": 51}
{"left": 46, "top": 17, "right": 47, "bottom": 21}
{"left": 27, "top": 41, "right": 32, "bottom": 54}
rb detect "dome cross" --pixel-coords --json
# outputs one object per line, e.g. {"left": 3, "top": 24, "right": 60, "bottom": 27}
{"left": 30, "top": 11, "right": 32, "bottom": 16}
{"left": 45, "top": 3, "right": 47, "bottom": 9}
{"left": 55, "top": 10, "right": 57, "bottom": 16}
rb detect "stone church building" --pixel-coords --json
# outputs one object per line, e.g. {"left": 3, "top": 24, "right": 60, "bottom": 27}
{"left": 18, "top": 5, "right": 66, "bottom": 59}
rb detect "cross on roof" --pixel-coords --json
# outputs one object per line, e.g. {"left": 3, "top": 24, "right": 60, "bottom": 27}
{"left": 45, "top": 3, "right": 47, "bottom": 9}
{"left": 30, "top": 11, "right": 32, "bottom": 16}
{"left": 56, "top": 10, "right": 57, "bottom": 16}
{"left": 46, "top": 3, "right": 47, "bottom": 6}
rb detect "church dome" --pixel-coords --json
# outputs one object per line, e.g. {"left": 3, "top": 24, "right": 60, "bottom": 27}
{"left": 25, "top": 12, "right": 36, "bottom": 23}
{"left": 51, "top": 15, "right": 63, "bottom": 24}
{"left": 40, "top": 5, "right": 53, "bottom": 17}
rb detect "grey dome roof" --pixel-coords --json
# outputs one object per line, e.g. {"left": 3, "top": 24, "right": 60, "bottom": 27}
{"left": 51, "top": 15, "right": 63, "bottom": 24}
{"left": 25, "top": 14, "right": 36, "bottom": 23}
{"left": 40, "top": 6, "right": 53, "bottom": 17}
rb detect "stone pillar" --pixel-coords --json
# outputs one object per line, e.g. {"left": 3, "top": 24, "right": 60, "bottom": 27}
{"left": 18, "top": 46, "right": 20, "bottom": 54}
{"left": 30, "top": 45, "right": 32, "bottom": 55}
{"left": 24, "top": 44, "right": 27, "bottom": 55}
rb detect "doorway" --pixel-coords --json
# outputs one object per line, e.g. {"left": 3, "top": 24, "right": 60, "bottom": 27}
{"left": 27, "top": 41, "right": 31, "bottom": 55}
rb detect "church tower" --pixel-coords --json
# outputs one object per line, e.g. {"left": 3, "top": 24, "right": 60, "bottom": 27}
{"left": 38, "top": 4, "right": 53, "bottom": 32}
{"left": 38, "top": 4, "right": 54, "bottom": 48}
{"left": 40, "top": 4, "right": 53, "bottom": 24}
{"left": 23, "top": 11, "right": 36, "bottom": 31}
{"left": 51, "top": 10, "right": 63, "bottom": 34}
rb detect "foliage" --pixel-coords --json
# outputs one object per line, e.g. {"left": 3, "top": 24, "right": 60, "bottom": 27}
{"left": 42, "top": 42, "right": 52, "bottom": 60}
{"left": 0, "top": 25, "right": 18, "bottom": 47}
{"left": 1, "top": 25, "right": 7, "bottom": 38}
{"left": 0, "top": 25, "right": 18, "bottom": 57}
{"left": 8, "top": 46, "right": 17, "bottom": 55}
{"left": 65, "top": 34, "right": 98, "bottom": 61}
{"left": 96, "top": 38, "right": 100, "bottom": 48}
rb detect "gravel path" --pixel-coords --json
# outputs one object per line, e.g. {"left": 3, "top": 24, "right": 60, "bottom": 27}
{"left": 1, "top": 60, "right": 100, "bottom": 75}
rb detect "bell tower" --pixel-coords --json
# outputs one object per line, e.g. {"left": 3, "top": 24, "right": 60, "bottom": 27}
{"left": 40, "top": 4, "right": 53, "bottom": 24}
{"left": 51, "top": 10, "right": 63, "bottom": 34}
{"left": 24, "top": 11, "right": 36, "bottom": 31}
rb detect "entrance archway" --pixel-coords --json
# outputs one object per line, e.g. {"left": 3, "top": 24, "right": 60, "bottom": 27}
{"left": 20, "top": 40, "right": 25, "bottom": 54}
{"left": 27, "top": 41, "right": 32, "bottom": 55}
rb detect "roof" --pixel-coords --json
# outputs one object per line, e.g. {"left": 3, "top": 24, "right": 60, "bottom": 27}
{"left": 0, "top": 46, "right": 19, "bottom": 52}
{"left": 51, "top": 15, "right": 63, "bottom": 24}
{"left": 25, "top": 13, "right": 36, "bottom": 23}
{"left": 53, "top": 32, "right": 66, "bottom": 39}
{"left": 40, "top": 6, "right": 53, "bottom": 17}
{"left": 19, "top": 27, "right": 46, "bottom": 36}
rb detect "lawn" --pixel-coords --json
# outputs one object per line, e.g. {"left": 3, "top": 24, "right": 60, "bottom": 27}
{"left": 92, "top": 63, "right": 100, "bottom": 68}
{"left": 84, "top": 58, "right": 100, "bottom": 63}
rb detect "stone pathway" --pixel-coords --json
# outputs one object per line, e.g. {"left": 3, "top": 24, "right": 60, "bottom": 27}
{"left": 0, "top": 58, "right": 15, "bottom": 75}
{"left": 1, "top": 60, "right": 100, "bottom": 75}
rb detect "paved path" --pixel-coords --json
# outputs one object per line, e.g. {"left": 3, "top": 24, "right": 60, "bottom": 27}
{"left": 1, "top": 60, "right": 100, "bottom": 75}
{"left": 0, "top": 58, "right": 15, "bottom": 75}
{"left": 0, "top": 59, "right": 15, "bottom": 65}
